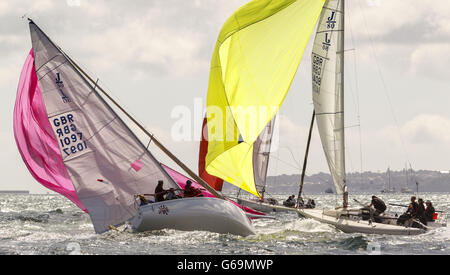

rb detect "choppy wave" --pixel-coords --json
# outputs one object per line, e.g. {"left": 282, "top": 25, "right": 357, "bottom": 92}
{"left": 0, "top": 193, "right": 449, "bottom": 255}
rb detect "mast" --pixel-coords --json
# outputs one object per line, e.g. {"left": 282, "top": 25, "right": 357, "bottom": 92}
{"left": 388, "top": 167, "right": 391, "bottom": 191}
{"left": 311, "top": 0, "right": 347, "bottom": 207}
{"left": 340, "top": 0, "right": 347, "bottom": 208}
{"left": 405, "top": 163, "right": 409, "bottom": 189}
{"left": 297, "top": 110, "right": 315, "bottom": 206}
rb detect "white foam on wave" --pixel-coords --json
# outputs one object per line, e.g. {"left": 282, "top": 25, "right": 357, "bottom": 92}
{"left": 289, "top": 218, "right": 335, "bottom": 233}
{"left": 252, "top": 217, "right": 334, "bottom": 236}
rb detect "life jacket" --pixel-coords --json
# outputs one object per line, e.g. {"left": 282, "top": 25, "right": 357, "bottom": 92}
{"left": 184, "top": 186, "right": 202, "bottom": 197}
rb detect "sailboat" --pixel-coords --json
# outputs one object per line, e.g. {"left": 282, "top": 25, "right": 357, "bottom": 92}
{"left": 401, "top": 165, "right": 414, "bottom": 193}
{"left": 296, "top": 0, "right": 446, "bottom": 235}
{"left": 13, "top": 19, "right": 255, "bottom": 236}
{"left": 199, "top": 0, "right": 326, "bottom": 214}
{"left": 381, "top": 167, "right": 396, "bottom": 193}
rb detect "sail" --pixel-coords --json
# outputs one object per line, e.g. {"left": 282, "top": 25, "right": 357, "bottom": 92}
{"left": 311, "top": 0, "right": 346, "bottom": 194}
{"left": 199, "top": 117, "right": 224, "bottom": 191}
{"left": 28, "top": 21, "right": 179, "bottom": 233}
{"left": 205, "top": 0, "right": 325, "bottom": 197}
{"left": 252, "top": 117, "right": 276, "bottom": 198}
{"left": 13, "top": 49, "right": 86, "bottom": 212}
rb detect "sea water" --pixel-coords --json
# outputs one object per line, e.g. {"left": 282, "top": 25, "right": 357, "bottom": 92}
{"left": 0, "top": 193, "right": 448, "bottom": 255}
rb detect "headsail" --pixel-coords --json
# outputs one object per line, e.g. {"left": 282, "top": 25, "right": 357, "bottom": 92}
{"left": 205, "top": 0, "right": 326, "bottom": 197}
{"left": 13, "top": 49, "right": 86, "bottom": 212}
{"left": 311, "top": 0, "right": 346, "bottom": 195}
{"left": 28, "top": 21, "right": 179, "bottom": 233}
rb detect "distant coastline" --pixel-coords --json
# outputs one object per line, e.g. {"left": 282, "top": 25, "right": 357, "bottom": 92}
{"left": 0, "top": 190, "right": 30, "bottom": 195}
{"left": 223, "top": 169, "right": 450, "bottom": 195}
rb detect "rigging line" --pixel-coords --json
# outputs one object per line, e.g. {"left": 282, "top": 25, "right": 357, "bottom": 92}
{"left": 280, "top": 146, "right": 301, "bottom": 169}
{"left": 347, "top": 3, "right": 364, "bottom": 184}
{"left": 273, "top": 143, "right": 281, "bottom": 188}
{"left": 356, "top": 1, "right": 412, "bottom": 167}
{"left": 63, "top": 55, "right": 152, "bottom": 142}
{"left": 269, "top": 154, "right": 302, "bottom": 171}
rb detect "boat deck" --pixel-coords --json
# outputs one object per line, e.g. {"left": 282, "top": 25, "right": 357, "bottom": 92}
{"left": 296, "top": 208, "right": 429, "bottom": 235}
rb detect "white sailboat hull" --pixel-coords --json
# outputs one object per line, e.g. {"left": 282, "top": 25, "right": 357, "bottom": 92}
{"left": 131, "top": 197, "right": 255, "bottom": 236}
{"left": 236, "top": 198, "right": 296, "bottom": 213}
{"left": 297, "top": 209, "right": 429, "bottom": 235}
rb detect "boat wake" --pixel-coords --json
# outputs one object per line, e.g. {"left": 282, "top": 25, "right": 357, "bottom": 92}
{"left": 289, "top": 218, "right": 335, "bottom": 233}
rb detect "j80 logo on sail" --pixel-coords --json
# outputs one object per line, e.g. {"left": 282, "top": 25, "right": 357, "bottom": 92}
{"left": 55, "top": 73, "right": 72, "bottom": 104}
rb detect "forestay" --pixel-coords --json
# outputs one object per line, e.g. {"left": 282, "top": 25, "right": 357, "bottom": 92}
{"left": 29, "top": 21, "right": 179, "bottom": 233}
{"left": 311, "top": 0, "right": 346, "bottom": 195}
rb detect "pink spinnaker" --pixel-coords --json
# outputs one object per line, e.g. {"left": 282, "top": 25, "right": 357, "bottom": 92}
{"left": 13, "top": 50, "right": 87, "bottom": 212}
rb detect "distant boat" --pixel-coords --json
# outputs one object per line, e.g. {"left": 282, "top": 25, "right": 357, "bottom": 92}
{"left": 401, "top": 164, "right": 414, "bottom": 194}
{"left": 324, "top": 187, "right": 334, "bottom": 194}
{"left": 400, "top": 187, "right": 413, "bottom": 194}
{"left": 381, "top": 167, "right": 396, "bottom": 193}
{"left": 0, "top": 190, "right": 30, "bottom": 195}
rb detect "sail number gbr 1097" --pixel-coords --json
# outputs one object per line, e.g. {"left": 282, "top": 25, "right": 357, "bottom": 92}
{"left": 53, "top": 114, "right": 88, "bottom": 157}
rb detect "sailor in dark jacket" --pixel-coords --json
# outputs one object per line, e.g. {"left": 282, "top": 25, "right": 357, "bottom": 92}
{"left": 369, "top": 196, "right": 387, "bottom": 215}
{"left": 397, "top": 196, "right": 420, "bottom": 226}
{"left": 368, "top": 196, "right": 386, "bottom": 223}
{"left": 425, "top": 200, "right": 436, "bottom": 222}
{"left": 416, "top": 198, "right": 426, "bottom": 225}
{"left": 407, "top": 196, "right": 419, "bottom": 217}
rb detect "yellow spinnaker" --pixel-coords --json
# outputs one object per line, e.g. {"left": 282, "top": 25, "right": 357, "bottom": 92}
{"left": 206, "top": 0, "right": 325, "bottom": 197}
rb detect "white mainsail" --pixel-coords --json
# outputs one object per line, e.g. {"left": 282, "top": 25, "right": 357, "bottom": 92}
{"left": 311, "top": 0, "right": 346, "bottom": 195}
{"left": 29, "top": 21, "right": 180, "bottom": 233}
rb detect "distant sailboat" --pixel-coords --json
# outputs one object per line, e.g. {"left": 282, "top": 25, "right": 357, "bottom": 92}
{"left": 401, "top": 164, "right": 413, "bottom": 193}
{"left": 381, "top": 167, "right": 396, "bottom": 193}
{"left": 13, "top": 19, "right": 255, "bottom": 236}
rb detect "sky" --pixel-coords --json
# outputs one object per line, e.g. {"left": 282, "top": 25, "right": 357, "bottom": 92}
{"left": 0, "top": 0, "right": 449, "bottom": 193}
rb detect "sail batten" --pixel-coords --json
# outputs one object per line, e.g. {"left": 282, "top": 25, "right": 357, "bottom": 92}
{"left": 312, "top": 0, "right": 346, "bottom": 195}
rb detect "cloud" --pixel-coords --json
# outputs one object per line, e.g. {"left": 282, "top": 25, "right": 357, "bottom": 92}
{"left": 410, "top": 44, "right": 450, "bottom": 79}
{"left": 378, "top": 114, "right": 450, "bottom": 145}
{"left": 77, "top": 16, "right": 209, "bottom": 76}
{"left": 402, "top": 114, "right": 450, "bottom": 144}
{"left": 0, "top": 2, "right": 10, "bottom": 16}
{"left": 349, "top": 0, "right": 450, "bottom": 42}
{"left": 346, "top": 0, "right": 450, "bottom": 79}
{"left": 0, "top": 0, "right": 249, "bottom": 78}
